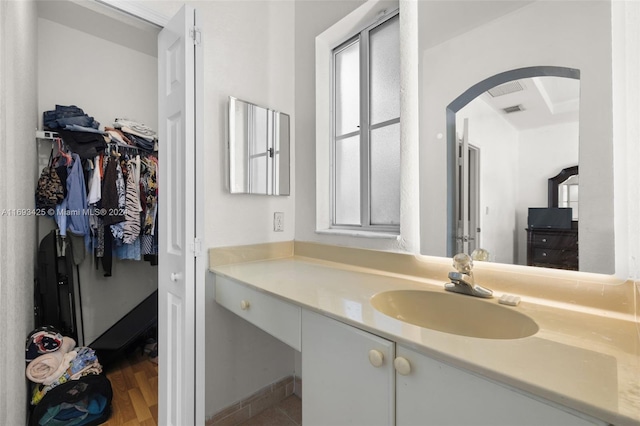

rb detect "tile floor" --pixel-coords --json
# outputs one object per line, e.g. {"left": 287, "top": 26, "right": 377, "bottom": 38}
{"left": 238, "top": 395, "right": 302, "bottom": 426}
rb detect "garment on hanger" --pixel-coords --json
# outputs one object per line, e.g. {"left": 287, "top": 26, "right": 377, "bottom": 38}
{"left": 53, "top": 154, "right": 90, "bottom": 244}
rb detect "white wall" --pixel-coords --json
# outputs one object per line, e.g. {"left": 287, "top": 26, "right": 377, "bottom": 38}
{"left": 197, "top": 1, "right": 299, "bottom": 416}
{"left": 137, "top": 1, "right": 300, "bottom": 418}
{"left": 201, "top": 0, "right": 296, "bottom": 248}
{"left": 456, "top": 99, "right": 519, "bottom": 264}
{"left": 516, "top": 122, "right": 579, "bottom": 264}
{"left": 37, "top": 17, "right": 159, "bottom": 344}
{"left": 0, "top": 1, "right": 38, "bottom": 423}
{"left": 419, "top": 1, "right": 614, "bottom": 274}
{"left": 610, "top": 0, "right": 640, "bottom": 321}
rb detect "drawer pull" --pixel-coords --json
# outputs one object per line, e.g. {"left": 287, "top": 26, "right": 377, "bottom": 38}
{"left": 369, "top": 350, "right": 385, "bottom": 367}
{"left": 542, "top": 252, "right": 547, "bottom": 257}
{"left": 394, "top": 357, "right": 412, "bottom": 376}
{"left": 240, "top": 300, "right": 251, "bottom": 310}
{"left": 541, "top": 238, "right": 547, "bottom": 243}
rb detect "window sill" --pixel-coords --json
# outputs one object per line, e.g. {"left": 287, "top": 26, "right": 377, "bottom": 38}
{"left": 315, "top": 228, "right": 400, "bottom": 240}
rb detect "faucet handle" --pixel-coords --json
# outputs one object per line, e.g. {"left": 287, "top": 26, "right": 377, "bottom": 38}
{"left": 452, "top": 252, "right": 473, "bottom": 274}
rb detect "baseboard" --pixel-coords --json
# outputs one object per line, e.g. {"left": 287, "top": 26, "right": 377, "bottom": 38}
{"left": 206, "top": 375, "right": 296, "bottom": 426}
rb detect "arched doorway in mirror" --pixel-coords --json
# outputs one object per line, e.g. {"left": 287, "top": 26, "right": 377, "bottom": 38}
{"left": 446, "top": 66, "right": 580, "bottom": 268}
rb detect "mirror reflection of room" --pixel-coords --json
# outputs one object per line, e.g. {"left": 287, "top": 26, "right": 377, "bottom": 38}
{"left": 454, "top": 75, "right": 579, "bottom": 269}
{"left": 228, "top": 96, "right": 291, "bottom": 196}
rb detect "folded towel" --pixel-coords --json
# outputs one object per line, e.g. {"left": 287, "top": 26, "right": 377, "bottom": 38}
{"left": 30, "top": 352, "right": 103, "bottom": 405}
{"left": 25, "top": 337, "right": 76, "bottom": 384}
{"left": 42, "top": 350, "right": 77, "bottom": 386}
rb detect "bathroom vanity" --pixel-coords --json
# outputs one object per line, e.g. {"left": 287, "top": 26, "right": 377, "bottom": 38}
{"left": 210, "top": 243, "right": 639, "bottom": 426}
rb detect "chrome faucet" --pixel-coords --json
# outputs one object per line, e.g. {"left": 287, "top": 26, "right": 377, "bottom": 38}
{"left": 444, "top": 253, "right": 493, "bottom": 298}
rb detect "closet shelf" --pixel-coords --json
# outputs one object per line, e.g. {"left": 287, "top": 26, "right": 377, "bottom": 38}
{"left": 36, "top": 130, "right": 59, "bottom": 140}
{"left": 36, "top": 129, "right": 145, "bottom": 151}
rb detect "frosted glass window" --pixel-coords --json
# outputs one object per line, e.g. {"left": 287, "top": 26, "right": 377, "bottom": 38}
{"left": 331, "top": 10, "right": 399, "bottom": 233}
{"left": 370, "top": 123, "right": 400, "bottom": 225}
{"left": 335, "top": 135, "right": 361, "bottom": 225}
{"left": 370, "top": 16, "right": 400, "bottom": 126}
{"left": 335, "top": 41, "right": 360, "bottom": 136}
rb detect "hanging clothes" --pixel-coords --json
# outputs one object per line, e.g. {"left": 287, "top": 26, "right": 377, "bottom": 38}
{"left": 38, "top": 110, "right": 160, "bottom": 278}
{"left": 123, "top": 159, "right": 142, "bottom": 244}
{"left": 53, "top": 154, "right": 90, "bottom": 246}
{"left": 101, "top": 156, "right": 125, "bottom": 227}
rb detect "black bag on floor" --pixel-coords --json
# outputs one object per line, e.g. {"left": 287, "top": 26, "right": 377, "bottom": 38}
{"left": 29, "top": 374, "right": 112, "bottom": 426}
{"left": 34, "top": 229, "right": 81, "bottom": 342}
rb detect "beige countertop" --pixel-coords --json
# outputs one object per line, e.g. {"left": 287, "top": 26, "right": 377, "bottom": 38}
{"left": 210, "top": 246, "right": 640, "bottom": 426}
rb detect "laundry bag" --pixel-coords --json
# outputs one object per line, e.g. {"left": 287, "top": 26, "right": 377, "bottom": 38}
{"left": 29, "top": 374, "right": 112, "bottom": 426}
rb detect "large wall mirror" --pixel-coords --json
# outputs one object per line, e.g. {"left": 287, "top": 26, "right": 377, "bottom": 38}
{"left": 418, "top": 0, "right": 614, "bottom": 274}
{"left": 228, "top": 96, "right": 290, "bottom": 196}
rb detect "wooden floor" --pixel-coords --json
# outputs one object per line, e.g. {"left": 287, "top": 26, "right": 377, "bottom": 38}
{"left": 102, "top": 350, "right": 159, "bottom": 426}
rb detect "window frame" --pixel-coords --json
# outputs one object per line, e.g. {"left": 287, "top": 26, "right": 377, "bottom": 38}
{"left": 330, "top": 10, "right": 400, "bottom": 234}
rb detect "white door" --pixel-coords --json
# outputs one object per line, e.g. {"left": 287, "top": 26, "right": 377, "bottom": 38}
{"left": 302, "top": 310, "right": 395, "bottom": 426}
{"left": 158, "top": 5, "right": 204, "bottom": 425}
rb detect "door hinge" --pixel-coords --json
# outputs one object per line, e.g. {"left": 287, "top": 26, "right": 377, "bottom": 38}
{"left": 191, "top": 237, "right": 202, "bottom": 257}
{"left": 190, "top": 27, "right": 201, "bottom": 45}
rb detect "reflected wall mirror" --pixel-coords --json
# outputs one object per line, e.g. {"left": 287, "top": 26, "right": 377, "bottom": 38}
{"left": 228, "top": 96, "right": 290, "bottom": 195}
{"left": 418, "top": 0, "right": 614, "bottom": 274}
{"left": 549, "top": 165, "right": 579, "bottom": 221}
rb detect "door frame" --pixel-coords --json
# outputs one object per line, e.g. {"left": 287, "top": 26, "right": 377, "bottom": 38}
{"left": 454, "top": 120, "right": 480, "bottom": 255}
{"left": 91, "top": 2, "right": 204, "bottom": 424}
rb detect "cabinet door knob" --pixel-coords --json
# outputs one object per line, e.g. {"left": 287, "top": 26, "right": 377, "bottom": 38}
{"left": 240, "top": 300, "right": 250, "bottom": 310}
{"left": 542, "top": 238, "right": 547, "bottom": 243}
{"left": 368, "top": 350, "right": 385, "bottom": 367}
{"left": 394, "top": 357, "right": 411, "bottom": 375}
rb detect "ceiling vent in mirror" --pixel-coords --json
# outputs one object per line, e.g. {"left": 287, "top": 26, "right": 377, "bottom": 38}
{"left": 503, "top": 104, "right": 525, "bottom": 114}
{"left": 488, "top": 80, "right": 524, "bottom": 97}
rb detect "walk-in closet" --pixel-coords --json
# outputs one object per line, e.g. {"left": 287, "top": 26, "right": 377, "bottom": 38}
{"left": 31, "top": 1, "right": 161, "bottom": 423}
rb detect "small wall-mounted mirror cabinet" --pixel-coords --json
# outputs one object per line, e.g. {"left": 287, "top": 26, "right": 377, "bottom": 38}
{"left": 228, "top": 96, "right": 290, "bottom": 195}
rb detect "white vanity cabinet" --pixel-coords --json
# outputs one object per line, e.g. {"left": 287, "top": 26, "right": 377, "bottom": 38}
{"left": 214, "top": 275, "right": 608, "bottom": 426}
{"left": 301, "top": 311, "right": 605, "bottom": 426}
{"left": 395, "top": 345, "right": 606, "bottom": 426}
{"left": 302, "top": 310, "right": 395, "bottom": 426}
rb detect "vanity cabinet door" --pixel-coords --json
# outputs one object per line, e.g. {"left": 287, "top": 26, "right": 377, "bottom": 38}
{"left": 302, "top": 310, "right": 395, "bottom": 426}
{"left": 395, "top": 345, "right": 605, "bottom": 426}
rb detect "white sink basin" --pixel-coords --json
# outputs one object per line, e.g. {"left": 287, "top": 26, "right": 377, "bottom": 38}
{"left": 370, "top": 290, "right": 538, "bottom": 339}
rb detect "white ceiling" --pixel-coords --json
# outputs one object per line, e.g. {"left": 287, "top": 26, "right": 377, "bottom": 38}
{"left": 37, "top": 0, "right": 160, "bottom": 57}
{"left": 418, "top": 1, "right": 535, "bottom": 50}
{"left": 478, "top": 76, "right": 580, "bottom": 131}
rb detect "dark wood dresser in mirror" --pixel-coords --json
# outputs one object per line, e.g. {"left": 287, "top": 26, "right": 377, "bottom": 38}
{"left": 526, "top": 166, "right": 579, "bottom": 270}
